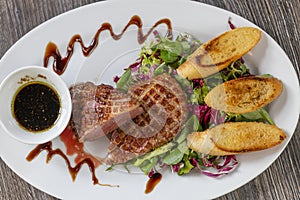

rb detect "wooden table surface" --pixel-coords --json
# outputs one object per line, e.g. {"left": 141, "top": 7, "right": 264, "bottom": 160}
{"left": 0, "top": 0, "right": 299, "bottom": 199}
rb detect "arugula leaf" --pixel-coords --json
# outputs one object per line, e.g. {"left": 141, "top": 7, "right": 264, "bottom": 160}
{"left": 178, "top": 154, "right": 194, "bottom": 175}
{"left": 163, "top": 116, "right": 200, "bottom": 166}
{"left": 116, "top": 68, "right": 134, "bottom": 92}
{"left": 220, "top": 60, "right": 250, "bottom": 81}
{"left": 190, "top": 82, "right": 210, "bottom": 104}
{"left": 160, "top": 50, "right": 179, "bottom": 63}
{"left": 132, "top": 142, "right": 176, "bottom": 167}
{"left": 162, "top": 148, "right": 184, "bottom": 165}
{"left": 157, "top": 40, "right": 183, "bottom": 63}
{"left": 178, "top": 141, "right": 189, "bottom": 153}
{"left": 176, "top": 115, "right": 201, "bottom": 143}
{"left": 256, "top": 107, "right": 275, "bottom": 125}
{"left": 152, "top": 63, "right": 166, "bottom": 76}
{"left": 139, "top": 157, "right": 159, "bottom": 175}
{"left": 226, "top": 108, "right": 275, "bottom": 125}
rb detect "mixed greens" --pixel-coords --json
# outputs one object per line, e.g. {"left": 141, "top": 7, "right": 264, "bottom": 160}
{"left": 112, "top": 30, "right": 275, "bottom": 177}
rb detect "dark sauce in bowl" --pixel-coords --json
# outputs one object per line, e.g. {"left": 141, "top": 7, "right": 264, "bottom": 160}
{"left": 12, "top": 82, "right": 60, "bottom": 132}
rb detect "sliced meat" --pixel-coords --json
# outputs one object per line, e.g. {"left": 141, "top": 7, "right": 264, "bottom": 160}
{"left": 104, "top": 74, "right": 188, "bottom": 164}
{"left": 70, "top": 82, "right": 144, "bottom": 142}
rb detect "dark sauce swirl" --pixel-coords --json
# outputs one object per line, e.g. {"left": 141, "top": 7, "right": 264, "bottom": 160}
{"left": 26, "top": 141, "right": 117, "bottom": 187}
{"left": 44, "top": 15, "right": 172, "bottom": 75}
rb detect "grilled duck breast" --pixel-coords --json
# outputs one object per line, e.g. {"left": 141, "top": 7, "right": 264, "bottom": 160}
{"left": 104, "top": 74, "right": 188, "bottom": 164}
{"left": 70, "top": 82, "right": 144, "bottom": 142}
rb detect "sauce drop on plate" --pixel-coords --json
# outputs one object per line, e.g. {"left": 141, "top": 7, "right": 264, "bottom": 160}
{"left": 12, "top": 82, "right": 60, "bottom": 132}
{"left": 145, "top": 173, "right": 162, "bottom": 194}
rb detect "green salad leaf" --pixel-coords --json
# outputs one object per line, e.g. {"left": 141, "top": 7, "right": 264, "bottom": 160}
{"left": 132, "top": 142, "right": 176, "bottom": 168}
{"left": 177, "top": 154, "right": 195, "bottom": 175}
{"left": 162, "top": 148, "right": 184, "bottom": 165}
{"left": 226, "top": 107, "right": 275, "bottom": 125}
{"left": 156, "top": 39, "right": 184, "bottom": 63}
{"left": 116, "top": 68, "right": 134, "bottom": 92}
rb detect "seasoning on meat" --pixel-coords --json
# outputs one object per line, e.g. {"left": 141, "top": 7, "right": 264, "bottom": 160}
{"left": 69, "top": 82, "right": 144, "bottom": 141}
{"left": 104, "top": 74, "right": 188, "bottom": 164}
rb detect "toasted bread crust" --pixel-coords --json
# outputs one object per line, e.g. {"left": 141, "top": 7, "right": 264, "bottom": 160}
{"left": 204, "top": 76, "right": 283, "bottom": 114}
{"left": 187, "top": 122, "right": 286, "bottom": 155}
{"left": 177, "top": 27, "right": 262, "bottom": 79}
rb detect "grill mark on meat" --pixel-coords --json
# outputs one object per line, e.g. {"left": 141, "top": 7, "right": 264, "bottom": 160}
{"left": 104, "top": 74, "right": 188, "bottom": 164}
{"left": 69, "top": 82, "right": 144, "bottom": 142}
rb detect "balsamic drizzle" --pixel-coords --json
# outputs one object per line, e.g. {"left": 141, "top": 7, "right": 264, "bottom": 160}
{"left": 44, "top": 15, "right": 172, "bottom": 75}
{"left": 26, "top": 141, "right": 118, "bottom": 187}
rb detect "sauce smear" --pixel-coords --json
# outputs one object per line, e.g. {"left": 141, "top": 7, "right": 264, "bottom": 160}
{"left": 26, "top": 140, "right": 115, "bottom": 187}
{"left": 145, "top": 173, "right": 162, "bottom": 194}
{"left": 59, "top": 125, "right": 101, "bottom": 167}
{"left": 44, "top": 15, "right": 172, "bottom": 75}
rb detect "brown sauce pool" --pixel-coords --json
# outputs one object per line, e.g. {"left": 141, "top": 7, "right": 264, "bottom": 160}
{"left": 59, "top": 125, "right": 102, "bottom": 167}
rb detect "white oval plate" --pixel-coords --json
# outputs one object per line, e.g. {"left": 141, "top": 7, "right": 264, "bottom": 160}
{"left": 0, "top": 0, "right": 299, "bottom": 199}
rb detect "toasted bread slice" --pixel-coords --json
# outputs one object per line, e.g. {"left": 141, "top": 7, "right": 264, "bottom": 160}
{"left": 187, "top": 122, "right": 286, "bottom": 155}
{"left": 177, "top": 27, "right": 262, "bottom": 79}
{"left": 204, "top": 76, "right": 283, "bottom": 114}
